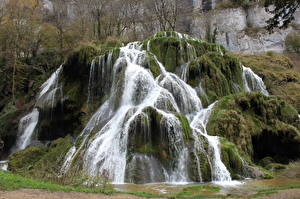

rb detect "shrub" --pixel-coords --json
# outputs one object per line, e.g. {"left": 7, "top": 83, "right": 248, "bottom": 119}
{"left": 285, "top": 32, "right": 300, "bottom": 55}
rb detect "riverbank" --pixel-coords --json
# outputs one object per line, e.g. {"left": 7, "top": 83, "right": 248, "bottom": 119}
{"left": 1, "top": 161, "right": 299, "bottom": 199}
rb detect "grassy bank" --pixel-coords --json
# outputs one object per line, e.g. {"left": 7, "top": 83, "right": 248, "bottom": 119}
{"left": 0, "top": 170, "right": 115, "bottom": 193}
{"left": 0, "top": 170, "right": 163, "bottom": 198}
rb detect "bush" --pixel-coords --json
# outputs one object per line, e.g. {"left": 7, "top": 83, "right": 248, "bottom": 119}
{"left": 285, "top": 32, "right": 300, "bottom": 55}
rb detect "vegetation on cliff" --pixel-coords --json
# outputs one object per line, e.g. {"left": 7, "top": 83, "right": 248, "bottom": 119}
{"left": 207, "top": 92, "right": 300, "bottom": 166}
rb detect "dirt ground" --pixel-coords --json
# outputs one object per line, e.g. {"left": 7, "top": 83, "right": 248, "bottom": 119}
{"left": 0, "top": 189, "right": 166, "bottom": 199}
{"left": 253, "top": 189, "right": 300, "bottom": 199}
{"left": 1, "top": 188, "right": 300, "bottom": 199}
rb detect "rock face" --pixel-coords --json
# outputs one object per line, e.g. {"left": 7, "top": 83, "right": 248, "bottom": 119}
{"left": 39, "top": 0, "right": 300, "bottom": 54}
{"left": 191, "top": 3, "right": 300, "bottom": 53}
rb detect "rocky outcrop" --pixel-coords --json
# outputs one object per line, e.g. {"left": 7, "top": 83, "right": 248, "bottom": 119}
{"left": 191, "top": 4, "right": 300, "bottom": 54}
{"left": 6, "top": 32, "right": 300, "bottom": 184}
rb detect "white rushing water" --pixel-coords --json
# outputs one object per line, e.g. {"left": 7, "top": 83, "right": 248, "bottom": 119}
{"left": 14, "top": 108, "right": 40, "bottom": 151}
{"left": 61, "top": 39, "right": 269, "bottom": 185}
{"left": 13, "top": 65, "right": 63, "bottom": 152}
{"left": 242, "top": 66, "right": 269, "bottom": 95}
{"left": 61, "top": 41, "right": 229, "bottom": 184}
{"left": 191, "top": 102, "right": 232, "bottom": 182}
{"left": 0, "top": 160, "right": 8, "bottom": 171}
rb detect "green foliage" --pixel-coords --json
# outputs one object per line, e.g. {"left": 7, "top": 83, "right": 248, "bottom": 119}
{"left": 8, "top": 136, "right": 72, "bottom": 181}
{"left": 264, "top": 0, "right": 300, "bottom": 31}
{"left": 207, "top": 92, "right": 300, "bottom": 164}
{"left": 285, "top": 32, "right": 300, "bottom": 55}
{"left": 0, "top": 170, "right": 115, "bottom": 193}
{"left": 8, "top": 146, "right": 48, "bottom": 173}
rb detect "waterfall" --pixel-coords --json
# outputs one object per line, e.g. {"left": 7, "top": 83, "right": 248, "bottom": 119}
{"left": 13, "top": 66, "right": 63, "bottom": 152}
{"left": 60, "top": 146, "right": 76, "bottom": 174}
{"left": 87, "top": 51, "right": 114, "bottom": 107}
{"left": 242, "top": 66, "right": 269, "bottom": 96}
{"left": 14, "top": 108, "right": 39, "bottom": 151}
{"left": 191, "top": 102, "right": 232, "bottom": 182}
{"left": 0, "top": 160, "right": 8, "bottom": 171}
{"left": 61, "top": 41, "right": 234, "bottom": 185}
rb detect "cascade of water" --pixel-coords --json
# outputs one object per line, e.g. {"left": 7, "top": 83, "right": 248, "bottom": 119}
{"left": 0, "top": 160, "right": 8, "bottom": 171}
{"left": 191, "top": 102, "right": 232, "bottom": 182}
{"left": 62, "top": 42, "right": 193, "bottom": 184}
{"left": 14, "top": 66, "right": 63, "bottom": 152}
{"left": 242, "top": 66, "right": 269, "bottom": 95}
{"left": 61, "top": 40, "right": 235, "bottom": 185}
{"left": 158, "top": 72, "right": 202, "bottom": 117}
{"left": 14, "top": 108, "right": 40, "bottom": 151}
{"left": 82, "top": 43, "right": 166, "bottom": 183}
{"left": 60, "top": 146, "right": 76, "bottom": 174}
{"left": 87, "top": 51, "right": 114, "bottom": 107}
{"left": 87, "top": 59, "right": 96, "bottom": 106}
{"left": 37, "top": 65, "right": 63, "bottom": 108}
{"left": 181, "top": 62, "right": 190, "bottom": 82}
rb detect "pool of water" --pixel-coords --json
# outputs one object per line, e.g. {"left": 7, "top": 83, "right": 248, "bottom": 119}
{"left": 112, "top": 177, "right": 300, "bottom": 196}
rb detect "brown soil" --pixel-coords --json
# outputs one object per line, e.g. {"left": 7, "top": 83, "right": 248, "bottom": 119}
{"left": 0, "top": 189, "right": 166, "bottom": 199}
{"left": 1, "top": 188, "right": 300, "bottom": 199}
{"left": 235, "top": 189, "right": 300, "bottom": 199}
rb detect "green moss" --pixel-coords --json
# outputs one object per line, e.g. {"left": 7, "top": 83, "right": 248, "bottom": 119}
{"left": 8, "top": 146, "right": 48, "bottom": 173}
{"left": 187, "top": 53, "right": 243, "bottom": 106}
{"left": 144, "top": 52, "right": 161, "bottom": 78}
{"left": 0, "top": 102, "right": 23, "bottom": 155}
{"left": 136, "top": 144, "right": 156, "bottom": 154}
{"left": 237, "top": 53, "right": 300, "bottom": 112}
{"left": 220, "top": 138, "right": 244, "bottom": 179}
{"left": 175, "top": 113, "right": 192, "bottom": 141}
{"left": 8, "top": 136, "right": 72, "bottom": 180}
{"left": 207, "top": 92, "right": 300, "bottom": 165}
{"left": 183, "top": 185, "right": 221, "bottom": 192}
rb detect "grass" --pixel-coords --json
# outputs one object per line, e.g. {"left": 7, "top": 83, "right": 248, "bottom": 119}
{"left": 247, "top": 184, "right": 300, "bottom": 198}
{"left": 0, "top": 170, "right": 164, "bottom": 198}
{"left": 1, "top": 169, "right": 300, "bottom": 199}
{"left": 0, "top": 170, "right": 114, "bottom": 194}
{"left": 183, "top": 185, "right": 221, "bottom": 192}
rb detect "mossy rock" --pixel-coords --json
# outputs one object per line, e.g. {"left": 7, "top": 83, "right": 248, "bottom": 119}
{"left": 188, "top": 53, "right": 243, "bottom": 106}
{"left": 175, "top": 113, "right": 193, "bottom": 142}
{"left": 8, "top": 136, "right": 72, "bottom": 179}
{"left": 144, "top": 34, "right": 226, "bottom": 74}
{"left": 0, "top": 103, "right": 24, "bottom": 158}
{"left": 237, "top": 53, "right": 300, "bottom": 112}
{"left": 220, "top": 138, "right": 245, "bottom": 179}
{"left": 207, "top": 92, "right": 300, "bottom": 165}
{"left": 8, "top": 146, "right": 47, "bottom": 173}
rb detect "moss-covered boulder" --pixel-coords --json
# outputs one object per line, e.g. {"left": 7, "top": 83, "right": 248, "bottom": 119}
{"left": 8, "top": 136, "right": 72, "bottom": 179}
{"left": 207, "top": 92, "right": 300, "bottom": 165}
{"left": 144, "top": 34, "right": 225, "bottom": 74}
{"left": 188, "top": 53, "right": 243, "bottom": 105}
{"left": 144, "top": 32, "right": 244, "bottom": 107}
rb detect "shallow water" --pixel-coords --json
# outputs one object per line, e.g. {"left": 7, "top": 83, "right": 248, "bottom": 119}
{"left": 112, "top": 177, "right": 300, "bottom": 196}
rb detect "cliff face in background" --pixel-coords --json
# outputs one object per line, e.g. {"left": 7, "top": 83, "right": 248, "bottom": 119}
{"left": 191, "top": 4, "right": 300, "bottom": 54}
{"left": 40, "top": 0, "right": 300, "bottom": 54}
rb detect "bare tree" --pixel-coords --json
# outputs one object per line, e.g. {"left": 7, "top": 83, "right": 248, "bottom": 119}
{"left": 50, "top": 0, "right": 69, "bottom": 58}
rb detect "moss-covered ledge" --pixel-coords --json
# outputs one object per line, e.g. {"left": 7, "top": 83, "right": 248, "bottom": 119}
{"left": 207, "top": 92, "right": 300, "bottom": 165}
